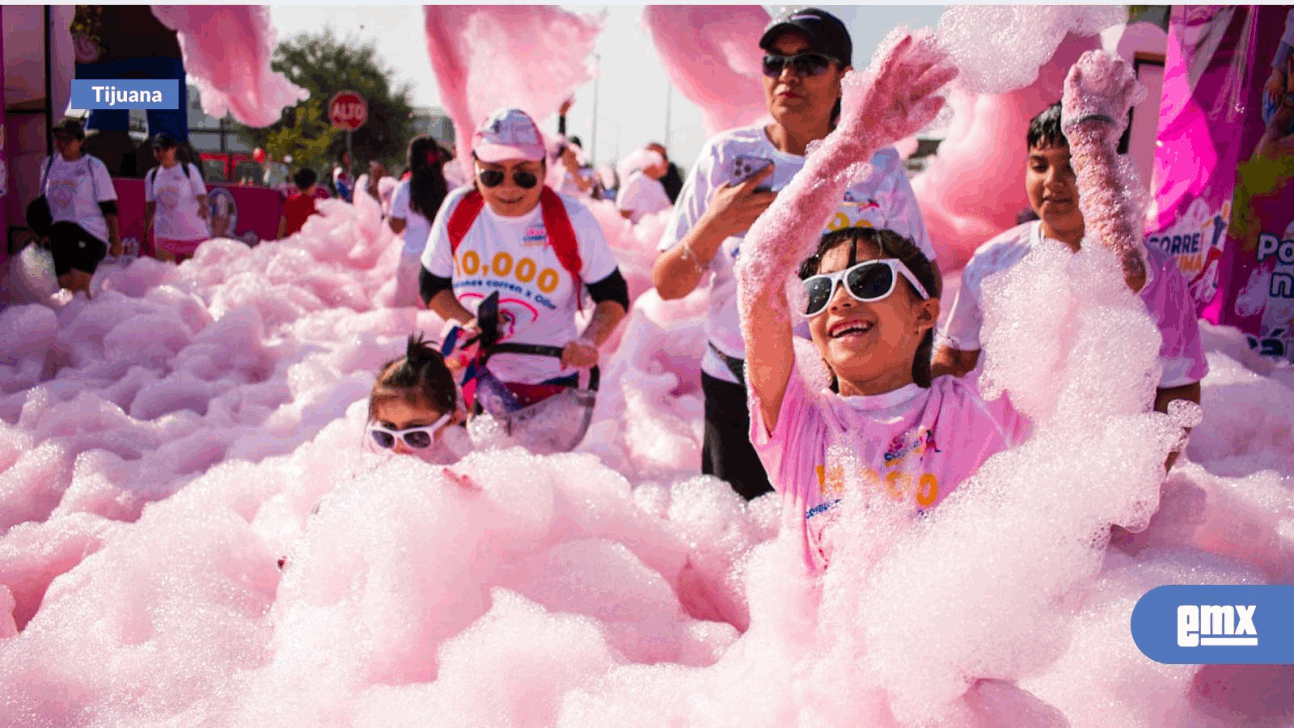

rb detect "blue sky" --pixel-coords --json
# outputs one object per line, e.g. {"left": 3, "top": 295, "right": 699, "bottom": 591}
{"left": 267, "top": 5, "right": 946, "bottom": 167}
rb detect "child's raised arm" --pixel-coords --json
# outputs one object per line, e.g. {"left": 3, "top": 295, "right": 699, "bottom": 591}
{"left": 1061, "top": 51, "right": 1149, "bottom": 292}
{"left": 735, "top": 32, "right": 956, "bottom": 429}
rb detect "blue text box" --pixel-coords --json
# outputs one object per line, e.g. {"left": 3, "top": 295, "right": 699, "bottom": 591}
{"left": 1131, "top": 585, "right": 1294, "bottom": 664}
{"left": 70, "top": 79, "right": 179, "bottom": 110}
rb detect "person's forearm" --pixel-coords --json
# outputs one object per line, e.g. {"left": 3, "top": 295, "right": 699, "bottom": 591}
{"left": 429, "top": 288, "right": 473, "bottom": 322}
{"left": 1067, "top": 124, "right": 1147, "bottom": 292}
{"left": 106, "top": 215, "right": 121, "bottom": 246}
{"left": 652, "top": 216, "right": 729, "bottom": 299}
{"left": 1156, "top": 381, "right": 1200, "bottom": 470}
{"left": 144, "top": 202, "right": 155, "bottom": 234}
{"left": 579, "top": 300, "right": 626, "bottom": 347}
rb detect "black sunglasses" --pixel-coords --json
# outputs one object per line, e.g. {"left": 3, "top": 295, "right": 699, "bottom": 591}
{"left": 477, "top": 167, "right": 540, "bottom": 189}
{"left": 762, "top": 52, "right": 835, "bottom": 78}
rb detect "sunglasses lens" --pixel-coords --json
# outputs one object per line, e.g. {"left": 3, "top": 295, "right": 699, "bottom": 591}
{"left": 370, "top": 430, "right": 395, "bottom": 449}
{"left": 794, "top": 54, "right": 831, "bottom": 76}
{"left": 847, "top": 263, "right": 895, "bottom": 301}
{"left": 762, "top": 55, "right": 786, "bottom": 77}
{"left": 804, "top": 277, "right": 835, "bottom": 316}
{"left": 513, "top": 171, "right": 538, "bottom": 189}
{"left": 403, "top": 430, "right": 433, "bottom": 449}
{"left": 479, "top": 169, "right": 505, "bottom": 187}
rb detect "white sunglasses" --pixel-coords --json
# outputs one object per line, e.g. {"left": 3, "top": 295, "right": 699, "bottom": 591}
{"left": 367, "top": 413, "right": 452, "bottom": 450}
{"left": 802, "top": 258, "right": 930, "bottom": 317}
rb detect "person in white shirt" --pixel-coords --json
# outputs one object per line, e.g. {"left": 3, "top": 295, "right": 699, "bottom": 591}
{"left": 616, "top": 149, "right": 672, "bottom": 223}
{"left": 390, "top": 136, "right": 450, "bottom": 307}
{"left": 419, "top": 107, "right": 629, "bottom": 427}
{"left": 35, "top": 118, "right": 122, "bottom": 297}
{"left": 144, "top": 132, "right": 209, "bottom": 264}
{"left": 332, "top": 149, "right": 354, "bottom": 203}
{"left": 652, "top": 8, "right": 934, "bottom": 500}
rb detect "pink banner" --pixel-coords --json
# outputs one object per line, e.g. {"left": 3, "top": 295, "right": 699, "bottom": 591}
{"left": 111, "top": 178, "right": 284, "bottom": 257}
{"left": 1146, "top": 6, "right": 1294, "bottom": 361}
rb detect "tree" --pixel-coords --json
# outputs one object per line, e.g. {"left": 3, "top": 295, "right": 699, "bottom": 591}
{"left": 238, "top": 28, "right": 415, "bottom": 174}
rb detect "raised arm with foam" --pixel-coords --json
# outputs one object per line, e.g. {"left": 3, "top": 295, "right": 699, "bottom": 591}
{"left": 735, "top": 31, "right": 957, "bottom": 428}
{"left": 1060, "top": 50, "right": 1149, "bottom": 292}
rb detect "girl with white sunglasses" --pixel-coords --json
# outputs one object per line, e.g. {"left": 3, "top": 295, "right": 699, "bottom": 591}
{"left": 366, "top": 334, "right": 472, "bottom": 465}
{"left": 737, "top": 38, "right": 1152, "bottom": 571}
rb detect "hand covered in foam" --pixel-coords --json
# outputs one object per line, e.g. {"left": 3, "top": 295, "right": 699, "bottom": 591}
{"left": 835, "top": 31, "right": 958, "bottom": 159}
{"left": 1060, "top": 50, "right": 1145, "bottom": 143}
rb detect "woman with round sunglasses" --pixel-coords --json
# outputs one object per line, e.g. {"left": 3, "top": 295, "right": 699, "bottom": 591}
{"left": 652, "top": 8, "right": 935, "bottom": 502}
{"left": 418, "top": 108, "right": 629, "bottom": 443}
{"left": 738, "top": 41, "right": 1161, "bottom": 572}
{"left": 366, "top": 334, "right": 471, "bottom": 463}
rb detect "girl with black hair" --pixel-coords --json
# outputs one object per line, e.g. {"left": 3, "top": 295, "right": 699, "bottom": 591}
{"left": 366, "top": 334, "right": 471, "bottom": 464}
{"left": 388, "top": 135, "right": 450, "bottom": 257}
{"left": 738, "top": 40, "right": 1157, "bottom": 572}
{"left": 652, "top": 8, "right": 933, "bottom": 502}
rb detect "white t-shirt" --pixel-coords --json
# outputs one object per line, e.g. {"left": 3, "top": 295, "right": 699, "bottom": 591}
{"left": 658, "top": 125, "right": 934, "bottom": 384}
{"left": 390, "top": 180, "right": 433, "bottom": 255}
{"left": 145, "top": 162, "right": 209, "bottom": 241}
{"left": 938, "top": 222, "right": 1210, "bottom": 388}
{"left": 616, "top": 171, "right": 672, "bottom": 223}
{"left": 422, "top": 186, "right": 620, "bottom": 385}
{"left": 42, "top": 154, "right": 117, "bottom": 243}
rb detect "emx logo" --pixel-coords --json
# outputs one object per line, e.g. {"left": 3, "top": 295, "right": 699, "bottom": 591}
{"left": 1177, "top": 605, "right": 1257, "bottom": 647}
{"left": 1132, "top": 586, "right": 1294, "bottom": 664}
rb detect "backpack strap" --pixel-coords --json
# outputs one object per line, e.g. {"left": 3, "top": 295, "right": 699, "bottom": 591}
{"left": 39, "top": 156, "right": 55, "bottom": 190}
{"left": 447, "top": 187, "right": 586, "bottom": 309}
{"left": 447, "top": 188, "right": 486, "bottom": 253}
{"left": 538, "top": 187, "right": 584, "bottom": 294}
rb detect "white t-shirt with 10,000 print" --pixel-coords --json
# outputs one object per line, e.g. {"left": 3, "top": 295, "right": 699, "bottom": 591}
{"left": 421, "top": 186, "right": 620, "bottom": 385}
{"left": 42, "top": 154, "right": 117, "bottom": 244}
{"left": 145, "top": 162, "right": 209, "bottom": 241}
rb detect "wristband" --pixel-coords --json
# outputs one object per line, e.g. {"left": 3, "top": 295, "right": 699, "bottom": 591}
{"left": 680, "top": 241, "right": 707, "bottom": 272}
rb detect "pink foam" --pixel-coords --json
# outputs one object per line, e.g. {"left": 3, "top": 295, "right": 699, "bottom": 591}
{"left": 642, "top": 6, "right": 772, "bottom": 137}
{"left": 150, "top": 6, "right": 308, "bottom": 128}
{"left": 423, "top": 6, "right": 603, "bottom": 180}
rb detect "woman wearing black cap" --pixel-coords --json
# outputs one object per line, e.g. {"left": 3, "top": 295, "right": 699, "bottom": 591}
{"left": 144, "top": 132, "right": 209, "bottom": 264}
{"left": 652, "top": 8, "right": 936, "bottom": 501}
{"left": 36, "top": 118, "right": 122, "bottom": 297}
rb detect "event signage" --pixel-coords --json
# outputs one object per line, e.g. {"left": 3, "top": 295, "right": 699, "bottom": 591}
{"left": 1131, "top": 585, "right": 1294, "bottom": 664}
{"left": 69, "top": 79, "right": 179, "bottom": 109}
{"left": 1146, "top": 6, "right": 1294, "bottom": 362}
{"left": 329, "top": 91, "right": 367, "bottom": 131}
{"left": 110, "top": 178, "right": 283, "bottom": 259}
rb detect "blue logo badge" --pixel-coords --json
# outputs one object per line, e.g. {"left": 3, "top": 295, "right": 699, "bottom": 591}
{"left": 1131, "top": 585, "right": 1294, "bottom": 664}
{"left": 71, "top": 80, "right": 179, "bottom": 110}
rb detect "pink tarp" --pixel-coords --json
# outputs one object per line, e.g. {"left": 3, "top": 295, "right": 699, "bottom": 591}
{"left": 423, "top": 6, "right": 603, "bottom": 179}
{"left": 150, "top": 6, "right": 308, "bottom": 129}
{"left": 642, "top": 6, "right": 772, "bottom": 138}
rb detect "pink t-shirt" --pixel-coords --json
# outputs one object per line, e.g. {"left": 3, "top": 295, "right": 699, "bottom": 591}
{"left": 940, "top": 222, "right": 1208, "bottom": 388}
{"left": 750, "top": 366, "right": 1029, "bottom": 572}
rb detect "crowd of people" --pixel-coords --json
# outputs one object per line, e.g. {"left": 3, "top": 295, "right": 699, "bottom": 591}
{"left": 26, "top": 8, "right": 1208, "bottom": 580}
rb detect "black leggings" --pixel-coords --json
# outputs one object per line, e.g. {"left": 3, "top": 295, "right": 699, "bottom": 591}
{"left": 701, "top": 372, "right": 773, "bottom": 500}
{"left": 48, "top": 221, "right": 108, "bottom": 277}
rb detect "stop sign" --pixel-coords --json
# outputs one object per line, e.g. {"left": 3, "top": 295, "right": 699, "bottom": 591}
{"left": 329, "top": 91, "right": 367, "bottom": 131}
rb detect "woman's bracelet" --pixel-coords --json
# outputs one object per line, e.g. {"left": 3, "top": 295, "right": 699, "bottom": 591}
{"left": 679, "top": 241, "right": 708, "bottom": 272}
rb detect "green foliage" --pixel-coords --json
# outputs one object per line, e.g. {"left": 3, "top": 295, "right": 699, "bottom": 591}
{"left": 236, "top": 28, "right": 415, "bottom": 174}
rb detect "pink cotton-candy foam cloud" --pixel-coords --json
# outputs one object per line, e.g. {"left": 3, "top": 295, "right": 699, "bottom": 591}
{"left": 643, "top": 6, "right": 772, "bottom": 138}
{"left": 150, "top": 6, "right": 309, "bottom": 128}
{"left": 424, "top": 6, "right": 603, "bottom": 180}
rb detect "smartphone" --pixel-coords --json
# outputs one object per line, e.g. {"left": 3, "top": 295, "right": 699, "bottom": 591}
{"left": 733, "top": 155, "right": 774, "bottom": 191}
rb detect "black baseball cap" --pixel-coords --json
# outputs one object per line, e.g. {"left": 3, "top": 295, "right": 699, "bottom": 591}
{"left": 759, "top": 8, "right": 853, "bottom": 67}
{"left": 51, "top": 117, "right": 85, "bottom": 140}
{"left": 151, "top": 132, "right": 179, "bottom": 149}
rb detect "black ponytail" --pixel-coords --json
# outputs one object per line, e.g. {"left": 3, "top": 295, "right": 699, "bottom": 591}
{"left": 369, "top": 333, "right": 458, "bottom": 420}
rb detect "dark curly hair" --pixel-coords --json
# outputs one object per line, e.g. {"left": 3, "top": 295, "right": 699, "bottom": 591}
{"left": 798, "top": 227, "right": 942, "bottom": 388}
{"left": 368, "top": 333, "right": 458, "bottom": 421}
